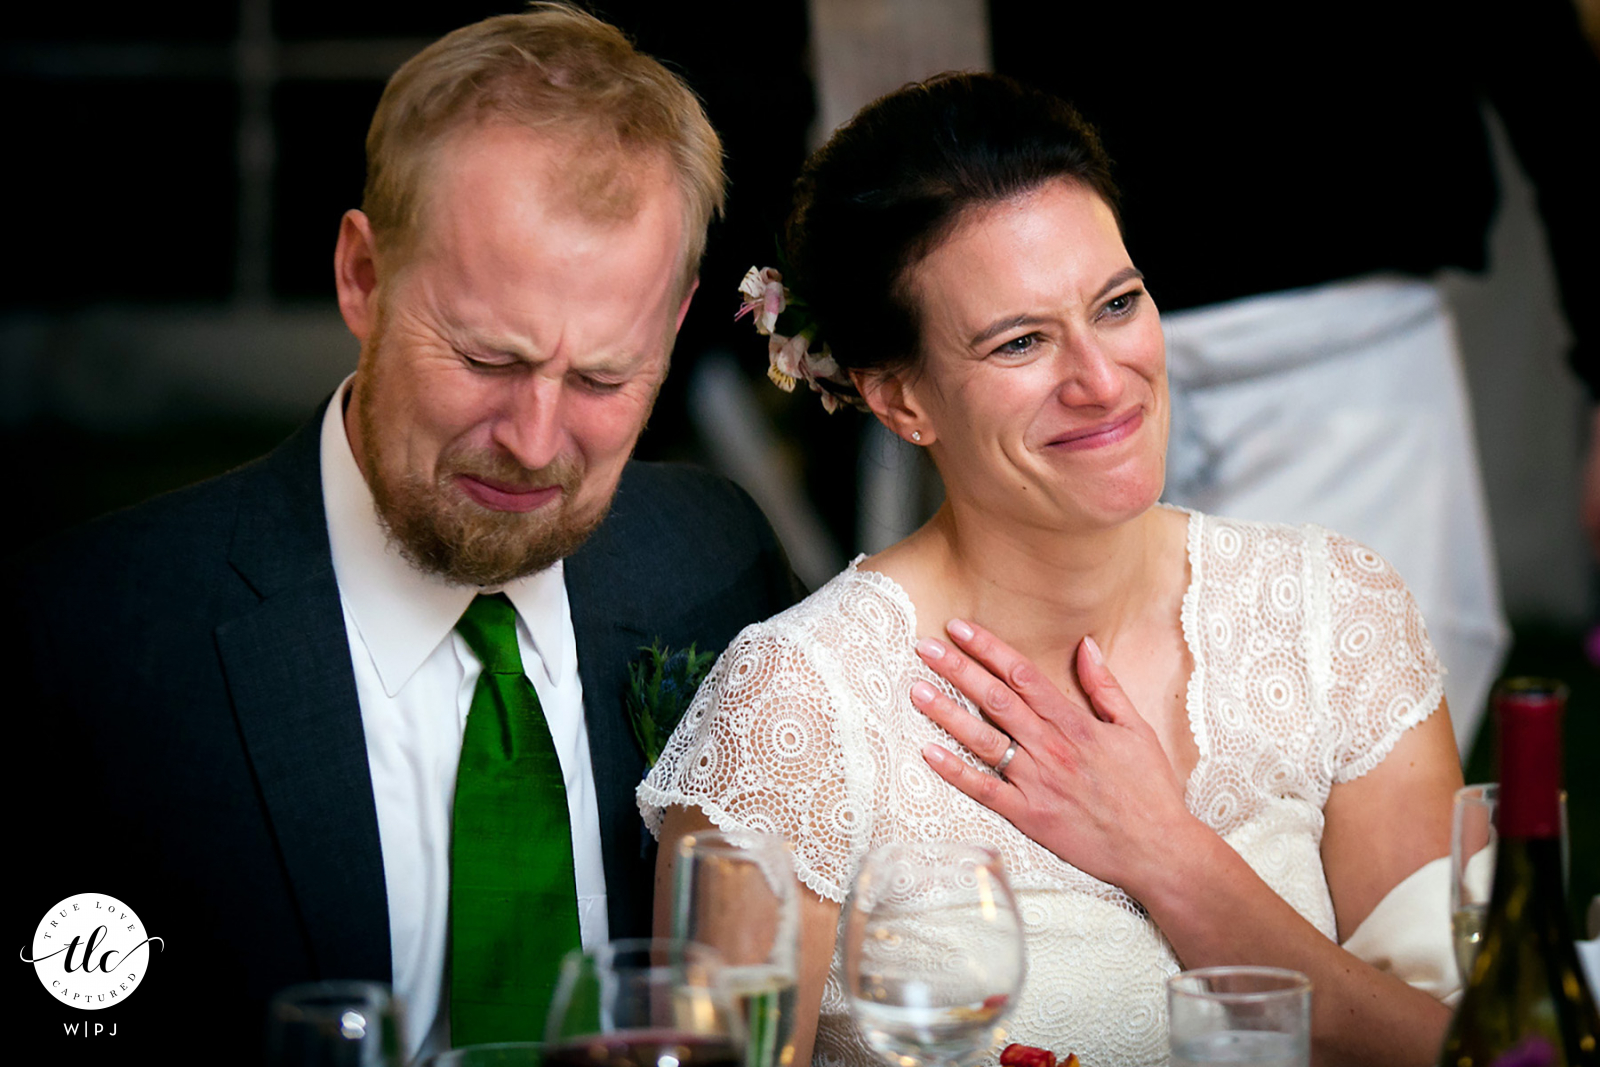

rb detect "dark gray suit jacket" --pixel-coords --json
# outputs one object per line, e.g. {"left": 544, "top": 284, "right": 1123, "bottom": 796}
{"left": 6, "top": 409, "right": 800, "bottom": 1060}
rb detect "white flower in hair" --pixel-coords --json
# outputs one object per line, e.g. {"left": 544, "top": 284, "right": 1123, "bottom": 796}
{"left": 806, "top": 348, "right": 840, "bottom": 382}
{"left": 738, "top": 263, "right": 869, "bottom": 414}
{"left": 766, "top": 332, "right": 809, "bottom": 392}
{"left": 736, "top": 266, "right": 787, "bottom": 336}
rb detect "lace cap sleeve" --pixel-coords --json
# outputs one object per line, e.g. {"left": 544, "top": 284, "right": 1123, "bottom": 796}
{"left": 1322, "top": 531, "right": 1446, "bottom": 783}
{"left": 637, "top": 619, "right": 869, "bottom": 903}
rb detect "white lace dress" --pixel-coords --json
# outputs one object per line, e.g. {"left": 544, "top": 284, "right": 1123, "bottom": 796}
{"left": 637, "top": 511, "right": 1445, "bottom": 1067}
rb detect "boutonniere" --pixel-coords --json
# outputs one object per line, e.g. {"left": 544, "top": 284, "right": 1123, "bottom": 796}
{"left": 625, "top": 641, "right": 716, "bottom": 767}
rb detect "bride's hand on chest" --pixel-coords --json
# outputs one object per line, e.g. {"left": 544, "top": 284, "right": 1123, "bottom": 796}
{"left": 909, "top": 616, "right": 1210, "bottom": 896}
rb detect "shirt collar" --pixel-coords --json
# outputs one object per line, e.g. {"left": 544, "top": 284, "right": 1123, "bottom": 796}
{"left": 320, "top": 379, "right": 574, "bottom": 696}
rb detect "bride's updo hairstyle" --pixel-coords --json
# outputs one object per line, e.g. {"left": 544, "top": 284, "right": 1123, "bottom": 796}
{"left": 785, "top": 73, "right": 1118, "bottom": 385}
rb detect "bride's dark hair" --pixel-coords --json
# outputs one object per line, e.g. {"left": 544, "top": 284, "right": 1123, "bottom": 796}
{"left": 785, "top": 72, "right": 1118, "bottom": 383}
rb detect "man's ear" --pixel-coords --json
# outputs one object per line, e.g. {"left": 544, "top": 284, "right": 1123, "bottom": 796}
{"left": 674, "top": 275, "right": 701, "bottom": 333}
{"left": 852, "top": 367, "right": 934, "bottom": 446}
{"left": 334, "top": 210, "right": 381, "bottom": 343}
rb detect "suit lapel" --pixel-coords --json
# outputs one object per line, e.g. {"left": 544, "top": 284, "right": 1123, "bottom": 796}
{"left": 565, "top": 522, "right": 656, "bottom": 940}
{"left": 217, "top": 412, "right": 392, "bottom": 981}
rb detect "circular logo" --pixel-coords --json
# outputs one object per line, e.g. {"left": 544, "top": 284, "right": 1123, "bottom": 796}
{"left": 25, "top": 894, "right": 162, "bottom": 1009}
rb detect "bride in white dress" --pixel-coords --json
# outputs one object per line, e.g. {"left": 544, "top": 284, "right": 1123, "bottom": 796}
{"left": 639, "top": 74, "right": 1462, "bottom": 1067}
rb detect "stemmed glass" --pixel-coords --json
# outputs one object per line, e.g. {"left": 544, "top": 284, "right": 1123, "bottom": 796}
{"left": 673, "top": 831, "right": 800, "bottom": 1067}
{"left": 544, "top": 939, "right": 746, "bottom": 1067}
{"left": 266, "top": 980, "right": 405, "bottom": 1067}
{"left": 1450, "top": 784, "right": 1499, "bottom": 982}
{"left": 1450, "top": 783, "right": 1570, "bottom": 982}
{"left": 844, "top": 842, "right": 1025, "bottom": 1067}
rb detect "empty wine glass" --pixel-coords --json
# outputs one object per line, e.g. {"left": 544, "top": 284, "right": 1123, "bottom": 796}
{"left": 844, "top": 842, "right": 1025, "bottom": 1067}
{"left": 266, "top": 980, "right": 405, "bottom": 1067}
{"left": 673, "top": 831, "right": 800, "bottom": 1067}
{"left": 1451, "top": 783, "right": 1570, "bottom": 981}
{"left": 1451, "top": 784, "right": 1498, "bottom": 982}
{"left": 544, "top": 939, "right": 746, "bottom": 1067}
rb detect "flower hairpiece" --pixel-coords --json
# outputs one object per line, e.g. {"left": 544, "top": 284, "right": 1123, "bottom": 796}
{"left": 736, "top": 266, "right": 867, "bottom": 414}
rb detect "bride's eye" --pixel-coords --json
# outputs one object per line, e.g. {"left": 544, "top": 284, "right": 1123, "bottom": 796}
{"left": 992, "top": 332, "right": 1041, "bottom": 358}
{"left": 1102, "top": 290, "right": 1143, "bottom": 319}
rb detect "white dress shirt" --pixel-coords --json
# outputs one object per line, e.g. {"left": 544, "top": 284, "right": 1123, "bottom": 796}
{"left": 319, "top": 382, "right": 609, "bottom": 1058}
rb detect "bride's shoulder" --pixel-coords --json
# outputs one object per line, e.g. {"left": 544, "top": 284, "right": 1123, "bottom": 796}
{"left": 1183, "top": 506, "right": 1307, "bottom": 550}
{"left": 1184, "top": 508, "right": 1416, "bottom": 599}
{"left": 729, "top": 555, "right": 918, "bottom": 649}
{"left": 697, "top": 558, "right": 920, "bottom": 717}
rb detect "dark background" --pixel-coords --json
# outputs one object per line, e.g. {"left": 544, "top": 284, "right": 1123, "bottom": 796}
{"left": 2, "top": 0, "right": 866, "bottom": 561}
{"left": 3, "top": 2, "right": 1595, "bottom": 1047}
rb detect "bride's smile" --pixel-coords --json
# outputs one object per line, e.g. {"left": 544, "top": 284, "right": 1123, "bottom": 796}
{"left": 885, "top": 179, "right": 1170, "bottom": 533}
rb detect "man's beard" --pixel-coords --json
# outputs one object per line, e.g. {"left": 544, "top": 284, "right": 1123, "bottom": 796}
{"left": 358, "top": 396, "right": 608, "bottom": 587}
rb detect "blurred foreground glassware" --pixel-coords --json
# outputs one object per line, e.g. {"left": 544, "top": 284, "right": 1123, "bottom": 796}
{"left": 1451, "top": 783, "right": 1570, "bottom": 982}
{"left": 844, "top": 842, "right": 1025, "bottom": 1067}
{"left": 1167, "top": 967, "right": 1310, "bottom": 1067}
{"left": 544, "top": 938, "right": 745, "bottom": 1067}
{"left": 267, "top": 980, "right": 404, "bottom": 1067}
{"left": 674, "top": 830, "right": 800, "bottom": 1067}
{"left": 1440, "top": 679, "right": 1598, "bottom": 1067}
{"left": 1452, "top": 783, "right": 1499, "bottom": 982}
{"left": 422, "top": 1042, "right": 544, "bottom": 1067}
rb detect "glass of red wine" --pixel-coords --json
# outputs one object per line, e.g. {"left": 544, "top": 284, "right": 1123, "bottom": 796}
{"left": 544, "top": 939, "right": 746, "bottom": 1067}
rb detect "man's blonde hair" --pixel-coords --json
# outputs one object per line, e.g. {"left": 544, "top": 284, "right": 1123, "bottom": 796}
{"left": 363, "top": 3, "right": 724, "bottom": 288}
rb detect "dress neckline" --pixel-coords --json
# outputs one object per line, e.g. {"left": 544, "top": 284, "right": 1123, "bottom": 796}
{"left": 842, "top": 507, "right": 1210, "bottom": 804}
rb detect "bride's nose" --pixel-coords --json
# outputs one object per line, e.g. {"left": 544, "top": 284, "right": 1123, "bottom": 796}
{"left": 1054, "top": 336, "right": 1124, "bottom": 408}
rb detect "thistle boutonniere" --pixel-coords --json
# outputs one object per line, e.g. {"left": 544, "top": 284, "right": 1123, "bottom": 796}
{"left": 625, "top": 641, "right": 715, "bottom": 767}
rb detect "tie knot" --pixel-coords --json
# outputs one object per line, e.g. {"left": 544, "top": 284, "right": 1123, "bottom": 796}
{"left": 455, "top": 594, "right": 525, "bottom": 676}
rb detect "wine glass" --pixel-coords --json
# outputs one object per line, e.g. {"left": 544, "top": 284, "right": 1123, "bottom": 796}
{"left": 844, "top": 842, "right": 1025, "bottom": 1067}
{"left": 544, "top": 939, "right": 746, "bottom": 1067}
{"left": 421, "top": 1043, "right": 544, "bottom": 1067}
{"left": 1451, "top": 783, "right": 1570, "bottom": 981}
{"left": 673, "top": 830, "right": 800, "bottom": 1067}
{"left": 266, "top": 980, "right": 405, "bottom": 1067}
{"left": 1450, "top": 784, "right": 1498, "bottom": 982}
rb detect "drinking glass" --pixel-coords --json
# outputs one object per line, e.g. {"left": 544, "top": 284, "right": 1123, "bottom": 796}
{"left": 844, "top": 842, "right": 1025, "bottom": 1067}
{"left": 1167, "top": 967, "right": 1310, "bottom": 1067}
{"left": 266, "top": 980, "right": 405, "bottom": 1067}
{"left": 1451, "top": 783, "right": 1498, "bottom": 981}
{"left": 421, "top": 1043, "right": 544, "bottom": 1067}
{"left": 544, "top": 939, "right": 746, "bottom": 1067}
{"left": 673, "top": 831, "right": 800, "bottom": 1067}
{"left": 1450, "top": 783, "right": 1570, "bottom": 981}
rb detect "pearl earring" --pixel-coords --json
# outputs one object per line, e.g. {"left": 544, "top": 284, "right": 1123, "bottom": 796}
{"left": 911, "top": 431, "right": 922, "bottom": 443}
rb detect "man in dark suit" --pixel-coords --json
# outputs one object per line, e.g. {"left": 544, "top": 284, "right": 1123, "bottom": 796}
{"left": 8, "top": 6, "right": 796, "bottom": 1061}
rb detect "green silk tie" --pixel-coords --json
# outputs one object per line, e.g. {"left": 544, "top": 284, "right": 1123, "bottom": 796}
{"left": 450, "top": 593, "right": 582, "bottom": 1046}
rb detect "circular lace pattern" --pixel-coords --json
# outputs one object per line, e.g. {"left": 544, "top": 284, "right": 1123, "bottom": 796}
{"left": 639, "top": 512, "right": 1443, "bottom": 1067}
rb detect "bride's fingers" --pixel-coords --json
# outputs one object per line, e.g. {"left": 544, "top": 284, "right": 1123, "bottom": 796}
{"left": 910, "top": 680, "right": 1013, "bottom": 766}
{"left": 942, "top": 618, "right": 1097, "bottom": 731}
{"left": 921, "top": 741, "right": 1025, "bottom": 817}
{"left": 1074, "top": 636, "right": 1153, "bottom": 732}
{"left": 914, "top": 635, "right": 1048, "bottom": 744}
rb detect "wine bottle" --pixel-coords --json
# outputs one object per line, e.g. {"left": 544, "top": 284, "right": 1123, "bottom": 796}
{"left": 1439, "top": 679, "right": 1599, "bottom": 1067}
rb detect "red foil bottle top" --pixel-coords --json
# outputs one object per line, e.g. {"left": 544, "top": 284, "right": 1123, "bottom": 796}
{"left": 1494, "top": 678, "right": 1567, "bottom": 839}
